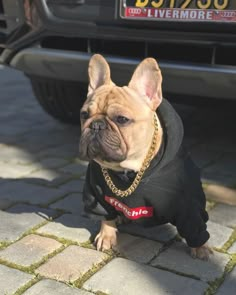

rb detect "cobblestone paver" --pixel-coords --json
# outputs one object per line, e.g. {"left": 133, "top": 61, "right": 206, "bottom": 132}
{"left": 0, "top": 180, "right": 65, "bottom": 205}
{"left": 49, "top": 193, "right": 83, "bottom": 214}
{"left": 36, "top": 214, "right": 98, "bottom": 243}
{"left": 0, "top": 67, "right": 236, "bottom": 294}
{"left": 59, "top": 179, "right": 85, "bottom": 193}
{"left": 116, "top": 233, "right": 163, "bottom": 264}
{"left": 207, "top": 221, "right": 234, "bottom": 248}
{"left": 0, "top": 264, "right": 33, "bottom": 294}
{"left": 83, "top": 258, "right": 208, "bottom": 295}
{"left": 118, "top": 222, "right": 178, "bottom": 243}
{"left": 151, "top": 241, "right": 230, "bottom": 282}
{"left": 36, "top": 246, "right": 108, "bottom": 282}
{"left": 216, "top": 266, "right": 236, "bottom": 295}
{"left": 0, "top": 204, "right": 57, "bottom": 242}
{"left": 23, "top": 279, "right": 93, "bottom": 295}
{"left": 0, "top": 234, "right": 62, "bottom": 267}
{"left": 228, "top": 242, "right": 236, "bottom": 254}
{"left": 209, "top": 203, "right": 236, "bottom": 228}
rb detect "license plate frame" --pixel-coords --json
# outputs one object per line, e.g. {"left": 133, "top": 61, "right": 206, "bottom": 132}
{"left": 120, "top": 0, "right": 236, "bottom": 23}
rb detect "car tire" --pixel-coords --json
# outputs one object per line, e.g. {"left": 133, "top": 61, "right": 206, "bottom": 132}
{"left": 29, "top": 76, "right": 87, "bottom": 125}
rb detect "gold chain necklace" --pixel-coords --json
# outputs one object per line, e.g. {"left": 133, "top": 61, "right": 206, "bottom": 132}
{"left": 101, "top": 113, "right": 159, "bottom": 198}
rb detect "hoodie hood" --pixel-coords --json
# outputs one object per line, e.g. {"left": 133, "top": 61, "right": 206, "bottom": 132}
{"left": 147, "top": 98, "right": 184, "bottom": 173}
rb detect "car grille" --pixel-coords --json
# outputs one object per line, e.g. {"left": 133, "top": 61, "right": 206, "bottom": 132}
{"left": 41, "top": 36, "right": 236, "bottom": 67}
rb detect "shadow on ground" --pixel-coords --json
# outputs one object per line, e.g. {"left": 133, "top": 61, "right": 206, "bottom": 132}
{"left": 0, "top": 67, "right": 236, "bottom": 294}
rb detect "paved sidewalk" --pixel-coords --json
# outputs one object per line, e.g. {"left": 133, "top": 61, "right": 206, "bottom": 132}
{"left": 0, "top": 66, "right": 235, "bottom": 295}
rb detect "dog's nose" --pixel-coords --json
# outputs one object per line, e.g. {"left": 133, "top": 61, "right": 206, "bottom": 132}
{"left": 89, "top": 119, "right": 107, "bottom": 131}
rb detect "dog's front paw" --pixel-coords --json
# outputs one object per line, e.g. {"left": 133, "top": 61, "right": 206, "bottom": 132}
{"left": 95, "top": 220, "right": 117, "bottom": 251}
{"left": 190, "top": 243, "right": 213, "bottom": 261}
{"left": 95, "top": 231, "right": 117, "bottom": 251}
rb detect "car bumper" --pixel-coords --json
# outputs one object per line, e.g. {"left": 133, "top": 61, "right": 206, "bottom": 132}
{"left": 10, "top": 47, "right": 236, "bottom": 100}
{"left": 1, "top": 0, "right": 236, "bottom": 100}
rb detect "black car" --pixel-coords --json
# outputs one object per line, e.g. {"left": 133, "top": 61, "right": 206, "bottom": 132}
{"left": 0, "top": 0, "right": 236, "bottom": 124}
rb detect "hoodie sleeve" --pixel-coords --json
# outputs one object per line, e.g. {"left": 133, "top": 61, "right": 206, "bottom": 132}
{"left": 174, "top": 200, "right": 210, "bottom": 248}
{"left": 175, "top": 156, "right": 210, "bottom": 248}
{"left": 83, "top": 163, "right": 118, "bottom": 221}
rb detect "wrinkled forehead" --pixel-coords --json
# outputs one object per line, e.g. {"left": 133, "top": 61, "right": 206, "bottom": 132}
{"left": 85, "top": 85, "right": 115, "bottom": 114}
{"left": 84, "top": 85, "right": 147, "bottom": 115}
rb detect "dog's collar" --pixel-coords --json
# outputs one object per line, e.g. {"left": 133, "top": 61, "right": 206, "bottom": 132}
{"left": 101, "top": 113, "right": 159, "bottom": 198}
{"left": 100, "top": 98, "right": 184, "bottom": 198}
{"left": 107, "top": 137, "right": 165, "bottom": 184}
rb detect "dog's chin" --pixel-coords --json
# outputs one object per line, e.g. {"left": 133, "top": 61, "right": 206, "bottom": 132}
{"left": 79, "top": 140, "right": 127, "bottom": 165}
{"left": 79, "top": 128, "right": 127, "bottom": 164}
{"left": 87, "top": 146, "right": 127, "bottom": 163}
{"left": 93, "top": 158, "right": 125, "bottom": 171}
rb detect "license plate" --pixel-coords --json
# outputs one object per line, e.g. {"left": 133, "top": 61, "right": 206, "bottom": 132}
{"left": 120, "top": 0, "right": 236, "bottom": 23}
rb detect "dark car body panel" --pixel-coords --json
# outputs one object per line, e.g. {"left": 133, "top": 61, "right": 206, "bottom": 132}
{"left": 0, "top": 0, "right": 236, "bottom": 99}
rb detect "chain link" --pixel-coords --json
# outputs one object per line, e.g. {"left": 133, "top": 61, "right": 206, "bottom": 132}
{"left": 101, "top": 113, "right": 159, "bottom": 198}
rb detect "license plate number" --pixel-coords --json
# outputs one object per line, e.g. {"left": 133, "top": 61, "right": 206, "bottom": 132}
{"left": 120, "top": 0, "right": 236, "bottom": 22}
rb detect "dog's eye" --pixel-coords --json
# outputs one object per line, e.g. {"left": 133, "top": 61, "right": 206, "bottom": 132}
{"left": 80, "top": 111, "right": 89, "bottom": 120}
{"left": 116, "top": 116, "right": 130, "bottom": 125}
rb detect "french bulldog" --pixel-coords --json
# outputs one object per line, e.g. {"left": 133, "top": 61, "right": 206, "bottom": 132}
{"left": 79, "top": 54, "right": 212, "bottom": 260}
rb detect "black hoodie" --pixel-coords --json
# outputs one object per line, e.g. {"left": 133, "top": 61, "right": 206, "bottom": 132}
{"left": 83, "top": 98, "right": 210, "bottom": 248}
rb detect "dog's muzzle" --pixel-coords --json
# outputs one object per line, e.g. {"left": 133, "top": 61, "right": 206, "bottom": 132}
{"left": 89, "top": 119, "right": 107, "bottom": 132}
{"left": 79, "top": 119, "right": 127, "bottom": 162}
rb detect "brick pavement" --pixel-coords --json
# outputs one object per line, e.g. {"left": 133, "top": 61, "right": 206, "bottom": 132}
{"left": 0, "top": 67, "right": 235, "bottom": 294}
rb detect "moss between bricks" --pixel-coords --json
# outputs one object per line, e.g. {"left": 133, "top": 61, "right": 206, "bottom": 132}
{"left": 34, "top": 231, "right": 94, "bottom": 248}
{"left": 0, "top": 241, "right": 11, "bottom": 251}
{"left": 222, "top": 228, "right": 236, "bottom": 253}
{"left": 80, "top": 240, "right": 97, "bottom": 250}
{"left": 0, "top": 244, "right": 65, "bottom": 274}
{"left": 2, "top": 182, "right": 234, "bottom": 295}
{"left": 204, "top": 228, "right": 236, "bottom": 294}
{"left": 152, "top": 253, "right": 236, "bottom": 295}
{"left": 74, "top": 254, "right": 115, "bottom": 289}
{"left": 21, "top": 220, "right": 51, "bottom": 238}
{"left": 206, "top": 200, "right": 216, "bottom": 212}
{"left": 0, "top": 231, "right": 234, "bottom": 295}
{"left": 0, "top": 238, "right": 107, "bottom": 293}
{"left": 155, "top": 227, "right": 236, "bottom": 295}
{"left": 95, "top": 292, "right": 110, "bottom": 295}
{"left": 204, "top": 254, "right": 236, "bottom": 295}
{"left": 28, "top": 244, "right": 66, "bottom": 271}
{"left": 0, "top": 218, "right": 52, "bottom": 251}
{"left": 13, "top": 277, "right": 41, "bottom": 295}
{"left": 35, "top": 231, "right": 77, "bottom": 246}
{"left": 203, "top": 228, "right": 236, "bottom": 294}
{"left": 0, "top": 257, "right": 30, "bottom": 273}
{"left": 0, "top": 246, "right": 75, "bottom": 294}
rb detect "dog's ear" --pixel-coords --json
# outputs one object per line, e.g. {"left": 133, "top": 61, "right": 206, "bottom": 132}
{"left": 88, "top": 54, "right": 114, "bottom": 96}
{"left": 128, "top": 58, "right": 163, "bottom": 110}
